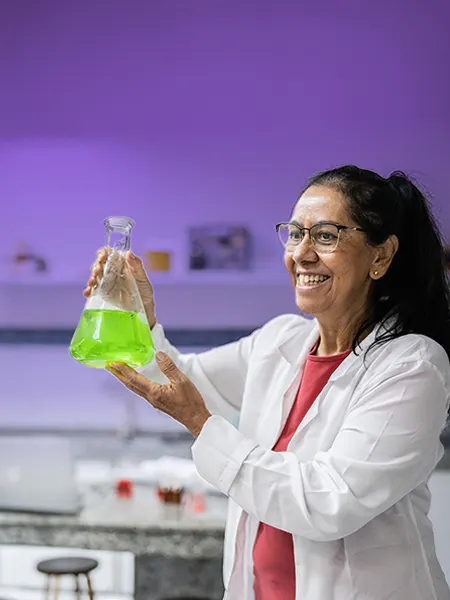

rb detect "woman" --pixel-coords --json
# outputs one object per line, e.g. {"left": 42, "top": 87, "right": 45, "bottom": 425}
{"left": 86, "top": 165, "right": 450, "bottom": 599}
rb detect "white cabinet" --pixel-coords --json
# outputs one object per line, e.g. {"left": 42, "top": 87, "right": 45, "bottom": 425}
{"left": 0, "top": 545, "right": 134, "bottom": 595}
{"left": 429, "top": 470, "right": 450, "bottom": 583}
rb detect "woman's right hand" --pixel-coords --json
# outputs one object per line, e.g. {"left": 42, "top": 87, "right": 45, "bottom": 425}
{"left": 84, "top": 248, "right": 157, "bottom": 329}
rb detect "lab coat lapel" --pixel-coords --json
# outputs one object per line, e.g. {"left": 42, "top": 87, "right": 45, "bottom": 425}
{"left": 278, "top": 321, "right": 379, "bottom": 438}
{"left": 259, "top": 321, "right": 320, "bottom": 449}
{"left": 295, "top": 325, "right": 383, "bottom": 438}
{"left": 255, "top": 319, "right": 380, "bottom": 449}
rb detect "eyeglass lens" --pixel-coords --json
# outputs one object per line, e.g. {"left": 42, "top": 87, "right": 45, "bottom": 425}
{"left": 278, "top": 223, "right": 340, "bottom": 253}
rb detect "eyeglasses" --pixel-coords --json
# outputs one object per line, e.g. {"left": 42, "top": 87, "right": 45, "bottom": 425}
{"left": 275, "top": 221, "right": 366, "bottom": 254}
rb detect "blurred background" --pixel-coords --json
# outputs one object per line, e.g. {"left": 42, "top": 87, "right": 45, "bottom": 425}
{"left": 0, "top": 0, "right": 449, "bottom": 599}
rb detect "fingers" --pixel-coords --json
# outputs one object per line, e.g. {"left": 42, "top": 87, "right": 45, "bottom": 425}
{"left": 96, "top": 248, "right": 109, "bottom": 262}
{"left": 106, "top": 362, "right": 162, "bottom": 402}
{"left": 125, "top": 251, "right": 156, "bottom": 327}
{"left": 106, "top": 362, "right": 146, "bottom": 390}
{"left": 83, "top": 265, "right": 102, "bottom": 296}
{"left": 126, "top": 250, "right": 139, "bottom": 264}
{"left": 155, "top": 352, "right": 184, "bottom": 384}
{"left": 127, "top": 251, "right": 153, "bottom": 287}
{"left": 83, "top": 248, "right": 109, "bottom": 297}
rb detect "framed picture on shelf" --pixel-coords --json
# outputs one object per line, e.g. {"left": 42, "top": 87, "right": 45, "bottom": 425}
{"left": 188, "top": 224, "right": 252, "bottom": 271}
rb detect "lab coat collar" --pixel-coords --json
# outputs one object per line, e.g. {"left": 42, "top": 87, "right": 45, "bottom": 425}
{"left": 277, "top": 316, "right": 389, "bottom": 381}
{"left": 277, "top": 318, "right": 319, "bottom": 367}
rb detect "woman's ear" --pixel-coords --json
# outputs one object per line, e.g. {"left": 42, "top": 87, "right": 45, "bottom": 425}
{"left": 370, "top": 235, "right": 399, "bottom": 280}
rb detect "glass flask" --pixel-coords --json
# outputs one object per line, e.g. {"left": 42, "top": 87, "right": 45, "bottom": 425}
{"left": 69, "top": 216, "right": 155, "bottom": 369}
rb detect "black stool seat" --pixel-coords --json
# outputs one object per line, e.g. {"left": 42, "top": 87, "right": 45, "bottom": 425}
{"left": 37, "top": 556, "right": 98, "bottom": 575}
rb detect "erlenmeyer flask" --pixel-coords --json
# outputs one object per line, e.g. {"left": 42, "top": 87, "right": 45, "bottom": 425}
{"left": 69, "top": 216, "right": 155, "bottom": 369}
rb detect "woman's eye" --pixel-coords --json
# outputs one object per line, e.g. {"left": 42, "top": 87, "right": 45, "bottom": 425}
{"left": 316, "top": 230, "right": 337, "bottom": 243}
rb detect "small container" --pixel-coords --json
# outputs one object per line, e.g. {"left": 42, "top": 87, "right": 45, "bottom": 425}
{"left": 156, "top": 486, "right": 184, "bottom": 505}
{"left": 189, "top": 490, "right": 206, "bottom": 513}
{"left": 116, "top": 478, "right": 133, "bottom": 499}
{"left": 145, "top": 251, "right": 171, "bottom": 272}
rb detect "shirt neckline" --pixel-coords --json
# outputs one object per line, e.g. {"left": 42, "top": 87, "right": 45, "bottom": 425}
{"left": 308, "top": 339, "right": 353, "bottom": 362}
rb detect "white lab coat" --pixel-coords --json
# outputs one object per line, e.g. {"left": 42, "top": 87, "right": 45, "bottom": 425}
{"left": 142, "top": 314, "right": 450, "bottom": 599}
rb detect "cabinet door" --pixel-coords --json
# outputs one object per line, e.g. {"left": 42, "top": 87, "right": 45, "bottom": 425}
{"left": 0, "top": 545, "right": 132, "bottom": 593}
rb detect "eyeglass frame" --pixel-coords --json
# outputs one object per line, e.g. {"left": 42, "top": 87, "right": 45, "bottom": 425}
{"left": 275, "top": 221, "right": 367, "bottom": 254}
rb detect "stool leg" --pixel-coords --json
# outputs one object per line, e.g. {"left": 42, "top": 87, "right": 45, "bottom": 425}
{"left": 85, "top": 573, "right": 94, "bottom": 600}
{"left": 44, "top": 574, "right": 52, "bottom": 600}
{"left": 53, "top": 574, "right": 60, "bottom": 600}
{"left": 74, "top": 574, "right": 81, "bottom": 600}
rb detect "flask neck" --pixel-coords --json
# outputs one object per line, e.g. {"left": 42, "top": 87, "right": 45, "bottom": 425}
{"left": 104, "top": 216, "right": 134, "bottom": 252}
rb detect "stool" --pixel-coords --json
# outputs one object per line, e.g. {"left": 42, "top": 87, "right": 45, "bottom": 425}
{"left": 37, "top": 556, "right": 98, "bottom": 600}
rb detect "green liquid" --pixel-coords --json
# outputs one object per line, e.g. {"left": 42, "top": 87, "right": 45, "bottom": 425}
{"left": 69, "top": 308, "right": 155, "bottom": 369}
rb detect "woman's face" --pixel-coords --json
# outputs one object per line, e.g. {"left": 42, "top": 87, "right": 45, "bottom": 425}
{"left": 284, "top": 185, "right": 379, "bottom": 324}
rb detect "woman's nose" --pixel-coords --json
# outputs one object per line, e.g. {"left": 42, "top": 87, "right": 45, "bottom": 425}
{"left": 292, "top": 234, "right": 318, "bottom": 262}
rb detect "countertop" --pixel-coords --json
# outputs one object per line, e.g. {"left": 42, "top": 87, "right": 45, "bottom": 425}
{"left": 2, "top": 434, "right": 450, "bottom": 562}
{"left": 0, "top": 486, "right": 227, "bottom": 558}
{"left": 1, "top": 426, "right": 449, "bottom": 563}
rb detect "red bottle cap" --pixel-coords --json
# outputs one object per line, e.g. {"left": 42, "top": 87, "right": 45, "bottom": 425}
{"left": 116, "top": 478, "right": 133, "bottom": 498}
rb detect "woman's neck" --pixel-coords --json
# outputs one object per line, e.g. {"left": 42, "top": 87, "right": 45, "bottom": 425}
{"left": 316, "top": 311, "right": 373, "bottom": 357}
{"left": 315, "top": 330, "right": 353, "bottom": 356}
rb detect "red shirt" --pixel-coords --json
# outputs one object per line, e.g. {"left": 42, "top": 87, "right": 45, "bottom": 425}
{"left": 252, "top": 346, "right": 351, "bottom": 600}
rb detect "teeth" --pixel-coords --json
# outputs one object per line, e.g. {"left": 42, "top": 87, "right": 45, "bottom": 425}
{"left": 297, "top": 274, "right": 329, "bottom": 286}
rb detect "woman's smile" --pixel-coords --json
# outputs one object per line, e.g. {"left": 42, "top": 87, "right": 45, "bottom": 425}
{"left": 295, "top": 272, "right": 331, "bottom": 291}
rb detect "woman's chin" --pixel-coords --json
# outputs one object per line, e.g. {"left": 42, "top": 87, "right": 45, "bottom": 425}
{"left": 296, "top": 304, "right": 315, "bottom": 317}
{"left": 295, "top": 298, "right": 314, "bottom": 315}
{"left": 295, "top": 289, "right": 323, "bottom": 316}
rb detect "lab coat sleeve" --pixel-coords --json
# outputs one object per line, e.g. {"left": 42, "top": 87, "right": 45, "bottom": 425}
{"left": 192, "top": 359, "right": 449, "bottom": 541}
{"left": 139, "top": 322, "right": 259, "bottom": 421}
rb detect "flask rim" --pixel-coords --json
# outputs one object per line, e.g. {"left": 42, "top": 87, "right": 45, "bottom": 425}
{"left": 104, "top": 216, "right": 135, "bottom": 232}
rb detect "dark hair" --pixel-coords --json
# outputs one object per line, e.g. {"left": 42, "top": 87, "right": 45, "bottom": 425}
{"left": 301, "top": 165, "right": 450, "bottom": 358}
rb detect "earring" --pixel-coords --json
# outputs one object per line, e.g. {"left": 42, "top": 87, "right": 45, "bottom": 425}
{"left": 373, "top": 270, "right": 379, "bottom": 278}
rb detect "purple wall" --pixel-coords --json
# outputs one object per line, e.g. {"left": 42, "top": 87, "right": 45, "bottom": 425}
{"left": 0, "top": 1, "right": 449, "bottom": 432}
{"left": 0, "top": 0, "right": 449, "bottom": 279}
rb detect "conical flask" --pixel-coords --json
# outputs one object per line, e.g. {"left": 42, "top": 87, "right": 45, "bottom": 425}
{"left": 69, "top": 216, "right": 155, "bottom": 369}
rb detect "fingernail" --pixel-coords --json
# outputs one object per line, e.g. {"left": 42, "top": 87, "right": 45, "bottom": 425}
{"left": 156, "top": 352, "right": 165, "bottom": 361}
{"left": 128, "top": 250, "right": 137, "bottom": 259}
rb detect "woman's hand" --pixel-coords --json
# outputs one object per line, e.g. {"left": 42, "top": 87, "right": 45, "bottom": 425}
{"left": 106, "top": 352, "right": 212, "bottom": 438}
{"left": 84, "top": 248, "right": 157, "bottom": 329}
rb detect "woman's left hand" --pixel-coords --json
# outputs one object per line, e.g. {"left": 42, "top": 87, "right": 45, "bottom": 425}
{"left": 106, "top": 352, "right": 212, "bottom": 438}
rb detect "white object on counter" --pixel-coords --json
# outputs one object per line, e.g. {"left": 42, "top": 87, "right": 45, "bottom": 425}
{"left": 75, "top": 456, "right": 218, "bottom": 494}
{"left": 139, "top": 456, "right": 216, "bottom": 492}
{"left": 75, "top": 461, "right": 113, "bottom": 487}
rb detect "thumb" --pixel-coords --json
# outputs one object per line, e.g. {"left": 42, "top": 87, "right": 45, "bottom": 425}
{"left": 156, "top": 352, "right": 183, "bottom": 383}
{"left": 127, "top": 252, "right": 153, "bottom": 287}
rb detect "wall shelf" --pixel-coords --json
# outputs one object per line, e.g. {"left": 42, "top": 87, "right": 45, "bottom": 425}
{"left": 0, "top": 268, "right": 288, "bottom": 286}
{"left": 0, "top": 273, "right": 297, "bottom": 329}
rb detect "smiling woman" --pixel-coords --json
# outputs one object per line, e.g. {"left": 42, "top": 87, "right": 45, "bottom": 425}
{"left": 286, "top": 166, "right": 450, "bottom": 358}
{"left": 84, "top": 165, "right": 450, "bottom": 600}
{"left": 277, "top": 191, "right": 389, "bottom": 357}
{"left": 278, "top": 177, "right": 400, "bottom": 355}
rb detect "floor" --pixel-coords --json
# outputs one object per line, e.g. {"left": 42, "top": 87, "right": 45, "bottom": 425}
{"left": 0, "top": 588, "right": 132, "bottom": 600}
